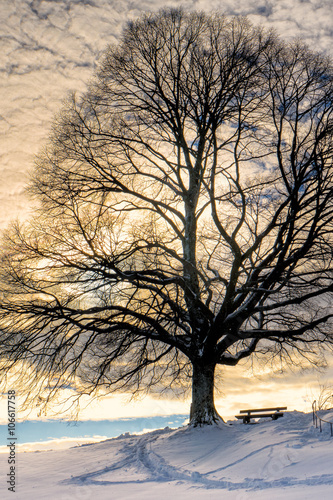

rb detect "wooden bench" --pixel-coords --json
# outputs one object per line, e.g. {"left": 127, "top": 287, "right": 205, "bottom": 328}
{"left": 235, "top": 407, "right": 287, "bottom": 424}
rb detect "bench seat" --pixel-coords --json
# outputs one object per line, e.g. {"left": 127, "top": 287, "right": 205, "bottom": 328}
{"left": 235, "top": 407, "right": 287, "bottom": 423}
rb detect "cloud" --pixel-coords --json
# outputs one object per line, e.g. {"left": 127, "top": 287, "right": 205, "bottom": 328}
{"left": 1, "top": 0, "right": 332, "bottom": 226}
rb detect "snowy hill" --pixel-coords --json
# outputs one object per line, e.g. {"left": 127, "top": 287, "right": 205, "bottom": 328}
{"left": 1, "top": 411, "right": 333, "bottom": 499}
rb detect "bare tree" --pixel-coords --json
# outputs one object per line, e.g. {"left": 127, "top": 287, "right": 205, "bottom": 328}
{"left": 314, "top": 382, "right": 333, "bottom": 410}
{"left": 0, "top": 9, "right": 333, "bottom": 425}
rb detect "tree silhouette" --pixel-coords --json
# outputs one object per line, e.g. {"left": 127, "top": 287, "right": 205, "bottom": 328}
{"left": 0, "top": 9, "right": 333, "bottom": 425}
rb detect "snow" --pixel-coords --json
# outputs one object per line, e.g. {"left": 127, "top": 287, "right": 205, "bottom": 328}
{"left": 1, "top": 410, "right": 332, "bottom": 499}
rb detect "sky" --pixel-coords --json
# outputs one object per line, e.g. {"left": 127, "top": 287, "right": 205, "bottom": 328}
{"left": 0, "top": 0, "right": 333, "bottom": 424}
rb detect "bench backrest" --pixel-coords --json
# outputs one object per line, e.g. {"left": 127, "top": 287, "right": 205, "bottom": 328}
{"left": 239, "top": 407, "right": 287, "bottom": 414}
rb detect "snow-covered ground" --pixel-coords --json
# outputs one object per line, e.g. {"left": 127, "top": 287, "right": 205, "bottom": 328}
{"left": 1, "top": 410, "right": 332, "bottom": 499}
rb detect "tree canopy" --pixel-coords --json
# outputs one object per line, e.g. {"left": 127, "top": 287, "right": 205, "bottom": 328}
{"left": 0, "top": 9, "right": 333, "bottom": 425}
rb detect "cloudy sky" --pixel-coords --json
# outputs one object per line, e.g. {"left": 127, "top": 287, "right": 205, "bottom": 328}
{"left": 1, "top": 0, "right": 332, "bottom": 227}
{"left": 0, "top": 0, "right": 333, "bottom": 421}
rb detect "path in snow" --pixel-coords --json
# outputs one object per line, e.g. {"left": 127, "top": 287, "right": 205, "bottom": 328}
{"left": 1, "top": 411, "right": 332, "bottom": 500}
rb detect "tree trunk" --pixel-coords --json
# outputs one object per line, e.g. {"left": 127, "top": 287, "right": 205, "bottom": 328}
{"left": 190, "top": 361, "right": 223, "bottom": 426}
